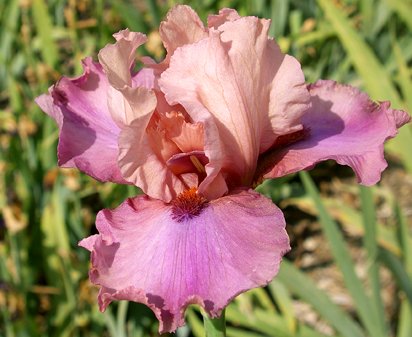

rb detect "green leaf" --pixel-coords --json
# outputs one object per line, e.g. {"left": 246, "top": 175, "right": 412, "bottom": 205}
{"left": 359, "top": 186, "right": 387, "bottom": 333}
{"left": 269, "top": 0, "right": 289, "bottom": 38}
{"left": 250, "top": 287, "right": 276, "bottom": 313}
{"left": 31, "top": 0, "right": 58, "bottom": 67}
{"left": 145, "top": 0, "right": 161, "bottom": 27}
{"left": 226, "top": 305, "right": 291, "bottom": 337}
{"left": 116, "top": 301, "right": 129, "bottom": 337}
{"left": 268, "top": 280, "right": 296, "bottom": 333}
{"left": 227, "top": 328, "right": 267, "bottom": 337}
{"left": 379, "top": 248, "right": 412, "bottom": 305}
{"left": 395, "top": 203, "right": 412, "bottom": 337}
{"left": 0, "top": 0, "right": 19, "bottom": 87}
{"left": 186, "top": 308, "right": 204, "bottom": 337}
{"left": 392, "top": 37, "right": 412, "bottom": 113}
{"left": 397, "top": 303, "right": 412, "bottom": 337}
{"left": 300, "top": 171, "right": 385, "bottom": 337}
{"left": 203, "top": 309, "right": 226, "bottom": 337}
{"left": 317, "top": 0, "right": 399, "bottom": 102}
{"left": 283, "top": 195, "right": 406, "bottom": 256}
{"left": 254, "top": 309, "right": 334, "bottom": 337}
{"left": 277, "top": 260, "right": 365, "bottom": 337}
{"left": 385, "top": 0, "right": 412, "bottom": 31}
{"left": 395, "top": 204, "right": 412, "bottom": 274}
{"left": 111, "top": 1, "right": 146, "bottom": 32}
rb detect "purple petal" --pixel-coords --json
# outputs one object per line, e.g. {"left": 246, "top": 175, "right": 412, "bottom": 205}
{"left": 260, "top": 80, "right": 410, "bottom": 184}
{"left": 79, "top": 190, "right": 289, "bottom": 333}
{"left": 35, "top": 58, "right": 126, "bottom": 183}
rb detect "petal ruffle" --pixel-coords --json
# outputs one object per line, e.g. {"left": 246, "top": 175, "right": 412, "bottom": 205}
{"left": 217, "top": 17, "right": 309, "bottom": 154}
{"left": 79, "top": 190, "right": 289, "bottom": 333}
{"left": 207, "top": 8, "right": 240, "bottom": 29}
{"left": 118, "top": 116, "right": 186, "bottom": 202}
{"left": 99, "top": 29, "right": 207, "bottom": 201}
{"left": 35, "top": 58, "right": 126, "bottom": 183}
{"left": 260, "top": 80, "right": 411, "bottom": 184}
{"left": 98, "top": 29, "right": 148, "bottom": 126}
{"left": 160, "top": 16, "right": 309, "bottom": 187}
{"left": 159, "top": 5, "right": 207, "bottom": 60}
{"left": 99, "top": 29, "right": 147, "bottom": 89}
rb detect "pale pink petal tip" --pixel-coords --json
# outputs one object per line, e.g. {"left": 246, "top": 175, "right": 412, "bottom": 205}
{"left": 159, "top": 5, "right": 207, "bottom": 58}
{"left": 159, "top": 14, "right": 309, "bottom": 188}
{"left": 207, "top": 8, "right": 241, "bottom": 28}
{"left": 80, "top": 190, "right": 290, "bottom": 333}
{"left": 34, "top": 58, "right": 126, "bottom": 184}
{"left": 261, "top": 80, "right": 410, "bottom": 185}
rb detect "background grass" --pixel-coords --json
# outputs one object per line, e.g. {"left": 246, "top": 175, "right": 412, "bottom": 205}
{"left": 1, "top": 0, "right": 411, "bottom": 336}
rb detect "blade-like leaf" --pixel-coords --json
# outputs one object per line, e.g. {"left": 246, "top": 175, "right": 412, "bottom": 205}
{"left": 379, "top": 248, "right": 412, "bottom": 305}
{"left": 395, "top": 203, "right": 412, "bottom": 337}
{"left": 392, "top": 38, "right": 412, "bottom": 113}
{"left": 359, "top": 186, "right": 387, "bottom": 333}
{"left": 227, "top": 327, "right": 267, "bottom": 337}
{"left": 300, "top": 171, "right": 385, "bottom": 337}
{"left": 31, "top": 0, "right": 58, "bottom": 67}
{"left": 277, "top": 260, "right": 365, "bottom": 337}
{"left": 186, "top": 308, "right": 204, "bottom": 337}
{"left": 282, "top": 195, "right": 407, "bottom": 256}
{"left": 385, "top": 0, "right": 412, "bottom": 31}
{"left": 268, "top": 280, "right": 296, "bottom": 333}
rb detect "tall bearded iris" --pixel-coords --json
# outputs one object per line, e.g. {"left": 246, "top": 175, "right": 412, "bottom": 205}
{"left": 36, "top": 6, "right": 409, "bottom": 334}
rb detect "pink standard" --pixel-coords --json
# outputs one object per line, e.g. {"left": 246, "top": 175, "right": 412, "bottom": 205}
{"left": 36, "top": 5, "right": 409, "bottom": 334}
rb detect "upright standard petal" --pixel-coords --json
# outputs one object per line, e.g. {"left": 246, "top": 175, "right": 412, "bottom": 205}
{"left": 260, "top": 80, "right": 411, "bottom": 184}
{"left": 207, "top": 8, "right": 241, "bottom": 29}
{"left": 98, "top": 29, "right": 186, "bottom": 201}
{"left": 160, "top": 17, "right": 309, "bottom": 187}
{"left": 217, "top": 17, "right": 310, "bottom": 154}
{"left": 159, "top": 5, "right": 207, "bottom": 60}
{"left": 98, "top": 29, "right": 148, "bottom": 126}
{"left": 118, "top": 115, "right": 187, "bottom": 202}
{"left": 79, "top": 190, "right": 290, "bottom": 333}
{"left": 99, "top": 29, "right": 147, "bottom": 89}
{"left": 35, "top": 58, "right": 125, "bottom": 183}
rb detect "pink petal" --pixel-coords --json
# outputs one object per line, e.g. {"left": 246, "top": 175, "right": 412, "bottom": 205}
{"left": 118, "top": 91, "right": 217, "bottom": 201}
{"left": 159, "top": 111, "right": 204, "bottom": 153}
{"left": 120, "top": 88, "right": 186, "bottom": 200}
{"left": 79, "top": 190, "right": 289, "bottom": 333}
{"left": 99, "top": 29, "right": 146, "bottom": 89}
{"left": 201, "top": 171, "right": 228, "bottom": 200}
{"left": 118, "top": 115, "right": 186, "bottom": 202}
{"left": 35, "top": 58, "right": 126, "bottom": 183}
{"left": 132, "top": 68, "right": 156, "bottom": 90}
{"left": 159, "top": 5, "right": 207, "bottom": 61}
{"left": 207, "top": 8, "right": 241, "bottom": 29}
{"left": 98, "top": 29, "right": 148, "bottom": 126}
{"left": 260, "top": 80, "right": 411, "bottom": 184}
{"left": 99, "top": 29, "right": 186, "bottom": 201}
{"left": 154, "top": 91, "right": 184, "bottom": 115}
{"left": 160, "top": 17, "right": 309, "bottom": 187}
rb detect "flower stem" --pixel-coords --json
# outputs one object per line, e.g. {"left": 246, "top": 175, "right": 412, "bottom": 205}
{"left": 202, "top": 309, "right": 226, "bottom": 337}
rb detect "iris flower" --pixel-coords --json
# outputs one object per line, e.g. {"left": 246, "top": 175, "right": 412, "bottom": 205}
{"left": 36, "top": 6, "right": 409, "bottom": 333}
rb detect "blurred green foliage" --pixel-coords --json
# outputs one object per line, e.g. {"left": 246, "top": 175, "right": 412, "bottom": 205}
{"left": 0, "top": 0, "right": 411, "bottom": 336}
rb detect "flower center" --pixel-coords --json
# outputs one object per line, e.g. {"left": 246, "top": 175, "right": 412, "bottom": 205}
{"left": 171, "top": 187, "right": 208, "bottom": 222}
